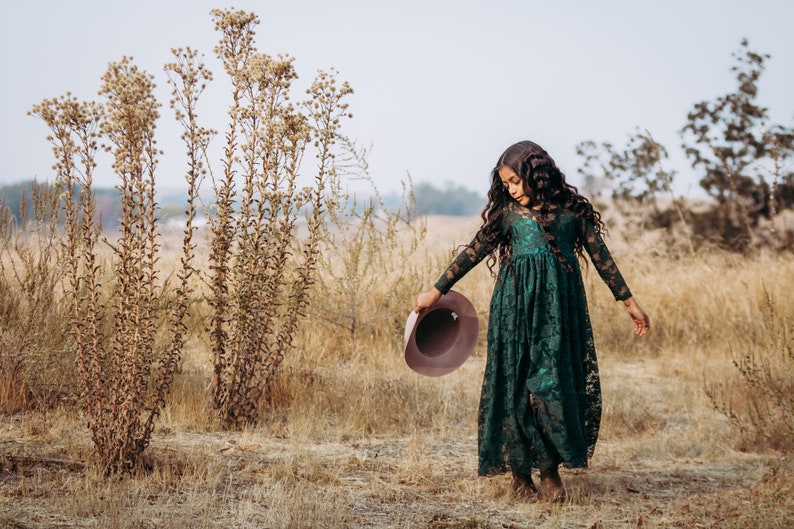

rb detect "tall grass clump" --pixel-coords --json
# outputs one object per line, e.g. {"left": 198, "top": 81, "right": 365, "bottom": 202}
{"left": 706, "top": 288, "right": 794, "bottom": 452}
{"left": 29, "top": 52, "right": 201, "bottom": 472}
{"left": 207, "top": 8, "right": 353, "bottom": 428}
{"left": 311, "top": 139, "right": 428, "bottom": 351}
{"left": 0, "top": 181, "right": 74, "bottom": 411}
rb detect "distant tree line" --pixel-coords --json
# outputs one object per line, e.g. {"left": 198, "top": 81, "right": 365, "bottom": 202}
{"left": 384, "top": 181, "right": 483, "bottom": 217}
{"left": 0, "top": 181, "right": 123, "bottom": 228}
{"left": 2, "top": 179, "right": 486, "bottom": 224}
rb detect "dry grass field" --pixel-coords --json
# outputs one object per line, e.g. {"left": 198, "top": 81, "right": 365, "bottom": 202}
{"left": 2, "top": 215, "right": 793, "bottom": 528}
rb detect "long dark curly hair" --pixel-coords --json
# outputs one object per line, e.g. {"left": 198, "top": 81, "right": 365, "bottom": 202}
{"left": 479, "top": 140, "right": 605, "bottom": 274}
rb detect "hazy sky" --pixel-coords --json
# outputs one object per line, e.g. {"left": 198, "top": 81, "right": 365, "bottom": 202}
{"left": 2, "top": 0, "right": 793, "bottom": 198}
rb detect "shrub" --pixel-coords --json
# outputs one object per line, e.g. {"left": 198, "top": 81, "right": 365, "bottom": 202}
{"left": 311, "top": 139, "right": 428, "bottom": 350}
{"left": 705, "top": 289, "right": 794, "bottom": 452}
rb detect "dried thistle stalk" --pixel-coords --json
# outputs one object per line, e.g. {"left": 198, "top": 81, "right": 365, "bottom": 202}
{"left": 208, "top": 9, "right": 353, "bottom": 428}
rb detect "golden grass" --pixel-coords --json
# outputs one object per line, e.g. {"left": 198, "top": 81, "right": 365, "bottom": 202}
{"left": 2, "top": 217, "right": 794, "bottom": 528}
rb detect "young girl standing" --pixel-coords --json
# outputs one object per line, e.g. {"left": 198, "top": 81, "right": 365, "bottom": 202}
{"left": 414, "top": 140, "right": 650, "bottom": 500}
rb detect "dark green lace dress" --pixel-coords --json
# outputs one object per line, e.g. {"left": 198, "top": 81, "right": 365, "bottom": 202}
{"left": 434, "top": 201, "right": 632, "bottom": 476}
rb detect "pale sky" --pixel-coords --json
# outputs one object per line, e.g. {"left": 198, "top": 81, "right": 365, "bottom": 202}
{"left": 2, "top": 0, "right": 793, "bottom": 199}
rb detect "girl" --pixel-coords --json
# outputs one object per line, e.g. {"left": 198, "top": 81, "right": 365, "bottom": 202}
{"left": 414, "top": 141, "right": 650, "bottom": 500}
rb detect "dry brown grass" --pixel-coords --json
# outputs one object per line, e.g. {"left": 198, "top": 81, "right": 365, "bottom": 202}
{"left": 2, "top": 216, "right": 794, "bottom": 528}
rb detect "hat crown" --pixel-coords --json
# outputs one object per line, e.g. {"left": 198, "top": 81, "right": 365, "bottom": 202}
{"left": 415, "top": 308, "right": 459, "bottom": 358}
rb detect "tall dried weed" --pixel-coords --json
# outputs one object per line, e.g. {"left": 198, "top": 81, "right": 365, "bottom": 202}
{"left": 0, "top": 181, "right": 73, "bottom": 411}
{"left": 28, "top": 52, "right": 201, "bottom": 472}
{"left": 206, "top": 9, "right": 354, "bottom": 428}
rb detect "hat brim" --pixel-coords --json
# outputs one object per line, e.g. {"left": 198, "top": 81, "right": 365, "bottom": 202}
{"left": 404, "top": 290, "right": 479, "bottom": 376}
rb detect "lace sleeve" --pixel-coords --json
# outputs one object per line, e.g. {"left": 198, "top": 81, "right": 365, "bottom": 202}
{"left": 433, "top": 230, "right": 494, "bottom": 294}
{"left": 579, "top": 217, "right": 632, "bottom": 301}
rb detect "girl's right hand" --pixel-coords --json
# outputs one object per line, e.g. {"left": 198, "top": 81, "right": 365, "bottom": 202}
{"left": 414, "top": 288, "right": 442, "bottom": 313}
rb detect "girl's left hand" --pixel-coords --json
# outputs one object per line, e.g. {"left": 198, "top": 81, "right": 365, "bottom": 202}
{"left": 623, "top": 297, "right": 650, "bottom": 336}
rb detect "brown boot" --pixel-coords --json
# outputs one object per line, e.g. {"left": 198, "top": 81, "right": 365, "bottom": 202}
{"left": 539, "top": 466, "right": 565, "bottom": 502}
{"left": 511, "top": 471, "right": 538, "bottom": 499}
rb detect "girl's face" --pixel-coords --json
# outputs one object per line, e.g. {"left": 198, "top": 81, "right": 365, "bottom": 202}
{"left": 498, "top": 166, "right": 531, "bottom": 207}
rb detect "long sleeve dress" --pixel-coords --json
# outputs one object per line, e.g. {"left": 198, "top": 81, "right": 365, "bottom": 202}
{"left": 434, "top": 200, "right": 632, "bottom": 476}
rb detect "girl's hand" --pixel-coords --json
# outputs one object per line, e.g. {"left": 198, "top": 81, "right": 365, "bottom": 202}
{"left": 414, "top": 288, "right": 443, "bottom": 313}
{"left": 623, "top": 297, "right": 650, "bottom": 336}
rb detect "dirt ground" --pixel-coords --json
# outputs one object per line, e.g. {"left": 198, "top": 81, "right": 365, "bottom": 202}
{"left": 0, "top": 421, "right": 789, "bottom": 529}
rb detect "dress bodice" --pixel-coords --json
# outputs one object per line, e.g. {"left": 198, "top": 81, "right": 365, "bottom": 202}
{"left": 434, "top": 201, "right": 632, "bottom": 301}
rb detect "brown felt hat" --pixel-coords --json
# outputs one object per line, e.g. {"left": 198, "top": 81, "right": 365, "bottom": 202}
{"left": 404, "top": 290, "right": 479, "bottom": 377}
